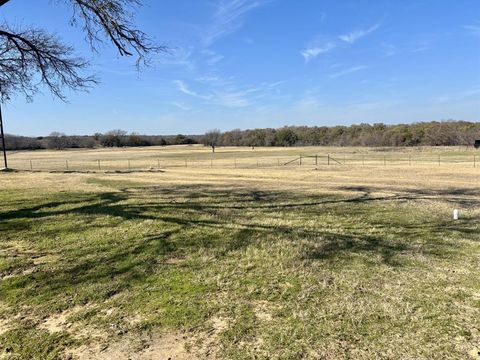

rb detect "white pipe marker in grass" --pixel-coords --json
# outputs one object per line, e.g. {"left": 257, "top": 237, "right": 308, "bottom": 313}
{"left": 453, "top": 209, "right": 459, "bottom": 220}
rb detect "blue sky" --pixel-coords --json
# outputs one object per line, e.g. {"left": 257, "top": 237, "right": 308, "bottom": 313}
{"left": 1, "top": 0, "right": 480, "bottom": 135}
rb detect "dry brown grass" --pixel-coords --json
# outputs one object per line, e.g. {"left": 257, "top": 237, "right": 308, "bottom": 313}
{"left": 0, "top": 146, "right": 479, "bottom": 359}
{"left": 6, "top": 145, "right": 480, "bottom": 171}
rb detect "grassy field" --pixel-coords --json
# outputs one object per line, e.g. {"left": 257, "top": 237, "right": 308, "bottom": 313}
{"left": 0, "top": 146, "right": 479, "bottom": 359}
{"left": 7, "top": 145, "right": 480, "bottom": 171}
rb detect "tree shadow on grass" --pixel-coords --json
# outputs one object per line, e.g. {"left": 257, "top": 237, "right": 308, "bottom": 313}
{"left": 0, "top": 182, "right": 478, "bottom": 314}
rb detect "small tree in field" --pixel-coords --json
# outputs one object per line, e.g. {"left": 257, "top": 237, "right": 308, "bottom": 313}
{"left": 203, "top": 129, "right": 221, "bottom": 153}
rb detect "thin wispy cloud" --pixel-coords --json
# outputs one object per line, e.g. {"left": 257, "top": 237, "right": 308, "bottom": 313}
{"left": 203, "top": 0, "right": 270, "bottom": 46}
{"left": 329, "top": 65, "right": 367, "bottom": 78}
{"left": 173, "top": 80, "right": 204, "bottom": 98}
{"left": 213, "top": 82, "right": 281, "bottom": 107}
{"left": 173, "top": 79, "right": 251, "bottom": 108}
{"left": 411, "top": 46, "right": 430, "bottom": 53}
{"left": 301, "top": 42, "right": 336, "bottom": 62}
{"left": 214, "top": 90, "right": 252, "bottom": 107}
{"left": 170, "top": 102, "right": 191, "bottom": 111}
{"left": 464, "top": 24, "right": 480, "bottom": 37}
{"left": 201, "top": 49, "right": 225, "bottom": 65}
{"left": 160, "top": 47, "right": 195, "bottom": 70}
{"left": 432, "top": 88, "right": 480, "bottom": 104}
{"left": 263, "top": 80, "right": 287, "bottom": 89}
{"left": 345, "top": 100, "right": 398, "bottom": 112}
{"left": 381, "top": 43, "right": 397, "bottom": 57}
{"left": 301, "top": 22, "right": 379, "bottom": 62}
{"left": 173, "top": 78, "right": 285, "bottom": 108}
{"left": 295, "top": 95, "right": 322, "bottom": 112}
{"left": 339, "top": 24, "right": 380, "bottom": 44}
{"left": 196, "top": 75, "right": 224, "bottom": 84}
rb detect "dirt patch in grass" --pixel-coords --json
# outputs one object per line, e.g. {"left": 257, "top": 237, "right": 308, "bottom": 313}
{"left": 69, "top": 332, "right": 200, "bottom": 360}
{"left": 164, "top": 257, "right": 186, "bottom": 265}
{"left": 469, "top": 348, "right": 480, "bottom": 360}
{"left": 0, "top": 318, "right": 11, "bottom": 336}
{"left": 0, "top": 248, "right": 61, "bottom": 280}
{"left": 39, "top": 305, "right": 88, "bottom": 334}
{"left": 40, "top": 306, "right": 221, "bottom": 358}
{"left": 252, "top": 301, "right": 279, "bottom": 322}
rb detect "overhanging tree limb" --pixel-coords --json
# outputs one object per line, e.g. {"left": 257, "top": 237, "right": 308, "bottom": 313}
{"left": 71, "top": 0, "right": 165, "bottom": 62}
{"left": 0, "top": 1, "right": 166, "bottom": 101}
{"left": 0, "top": 0, "right": 165, "bottom": 168}
{"left": 1, "top": 0, "right": 167, "bottom": 65}
{"left": 0, "top": 25, "right": 97, "bottom": 101}
{"left": 0, "top": 1, "right": 167, "bottom": 98}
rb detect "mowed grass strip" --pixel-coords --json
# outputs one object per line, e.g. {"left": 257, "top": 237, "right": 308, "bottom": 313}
{"left": 0, "top": 162, "right": 479, "bottom": 359}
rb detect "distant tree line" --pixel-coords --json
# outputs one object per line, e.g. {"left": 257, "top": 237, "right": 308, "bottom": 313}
{"left": 4, "top": 130, "right": 200, "bottom": 151}
{"left": 217, "top": 121, "right": 480, "bottom": 148}
{"left": 4, "top": 121, "right": 480, "bottom": 151}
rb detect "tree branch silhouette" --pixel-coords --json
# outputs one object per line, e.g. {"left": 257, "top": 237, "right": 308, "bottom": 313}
{"left": 0, "top": 25, "right": 97, "bottom": 101}
{"left": 0, "top": 0, "right": 166, "bottom": 100}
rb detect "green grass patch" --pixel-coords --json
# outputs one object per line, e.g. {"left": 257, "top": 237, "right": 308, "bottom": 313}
{"left": 0, "top": 174, "right": 479, "bottom": 358}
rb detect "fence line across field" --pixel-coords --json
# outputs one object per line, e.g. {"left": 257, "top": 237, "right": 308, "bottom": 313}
{"left": 10, "top": 153, "right": 479, "bottom": 172}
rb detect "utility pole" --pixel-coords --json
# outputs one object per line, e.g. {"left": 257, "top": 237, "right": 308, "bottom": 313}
{"left": 0, "top": 103, "right": 8, "bottom": 169}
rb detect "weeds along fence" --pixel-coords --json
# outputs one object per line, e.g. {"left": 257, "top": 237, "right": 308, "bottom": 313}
{"left": 8, "top": 153, "right": 480, "bottom": 172}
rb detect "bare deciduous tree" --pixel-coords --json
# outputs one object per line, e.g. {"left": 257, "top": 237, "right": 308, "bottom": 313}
{"left": 0, "top": 0, "right": 166, "bottom": 101}
{"left": 0, "top": 0, "right": 166, "bottom": 167}
{"left": 203, "top": 129, "right": 221, "bottom": 153}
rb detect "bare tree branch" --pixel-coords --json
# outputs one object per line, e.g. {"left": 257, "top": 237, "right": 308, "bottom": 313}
{"left": 67, "top": 0, "right": 167, "bottom": 66}
{"left": 0, "top": 24, "right": 97, "bottom": 101}
{"left": 0, "top": 0, "right": 165, "bottom": 101}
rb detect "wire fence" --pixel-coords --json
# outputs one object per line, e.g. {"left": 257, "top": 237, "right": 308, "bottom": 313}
{"left": 7, "top": 153, "right": 480, "bottom": 172}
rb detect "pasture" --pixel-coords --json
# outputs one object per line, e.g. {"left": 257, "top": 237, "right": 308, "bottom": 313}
{"left": 6, "top": 144, "right": 480, "bottom": 171}
{"left": 0, "top": 146, "right": 479, "bottom": 359}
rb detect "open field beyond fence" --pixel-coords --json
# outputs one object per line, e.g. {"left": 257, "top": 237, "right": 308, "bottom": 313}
{"left": 0, "top": 146, "right": 479, "bottom": 359}
{"left": 6, "top": 145, "right": 480, "bottom": 171}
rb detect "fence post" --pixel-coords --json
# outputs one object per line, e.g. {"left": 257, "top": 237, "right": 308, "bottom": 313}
{"left": 30, "top": 160, "right": 33, "bottom": 171}
{"left": 98, "top": 160, "right": 101, "bottom": 171}
{"left": 65, "top": 160, "right": 69, "bottom": 171}
{"left": 327, "top": 154, "right": 330, "bottom": 166}
{"left": 299, "top": 155, "right": 302, "bottom": 166}
{"left": 315, "top": 154, "right": 318, "bottom": 165}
